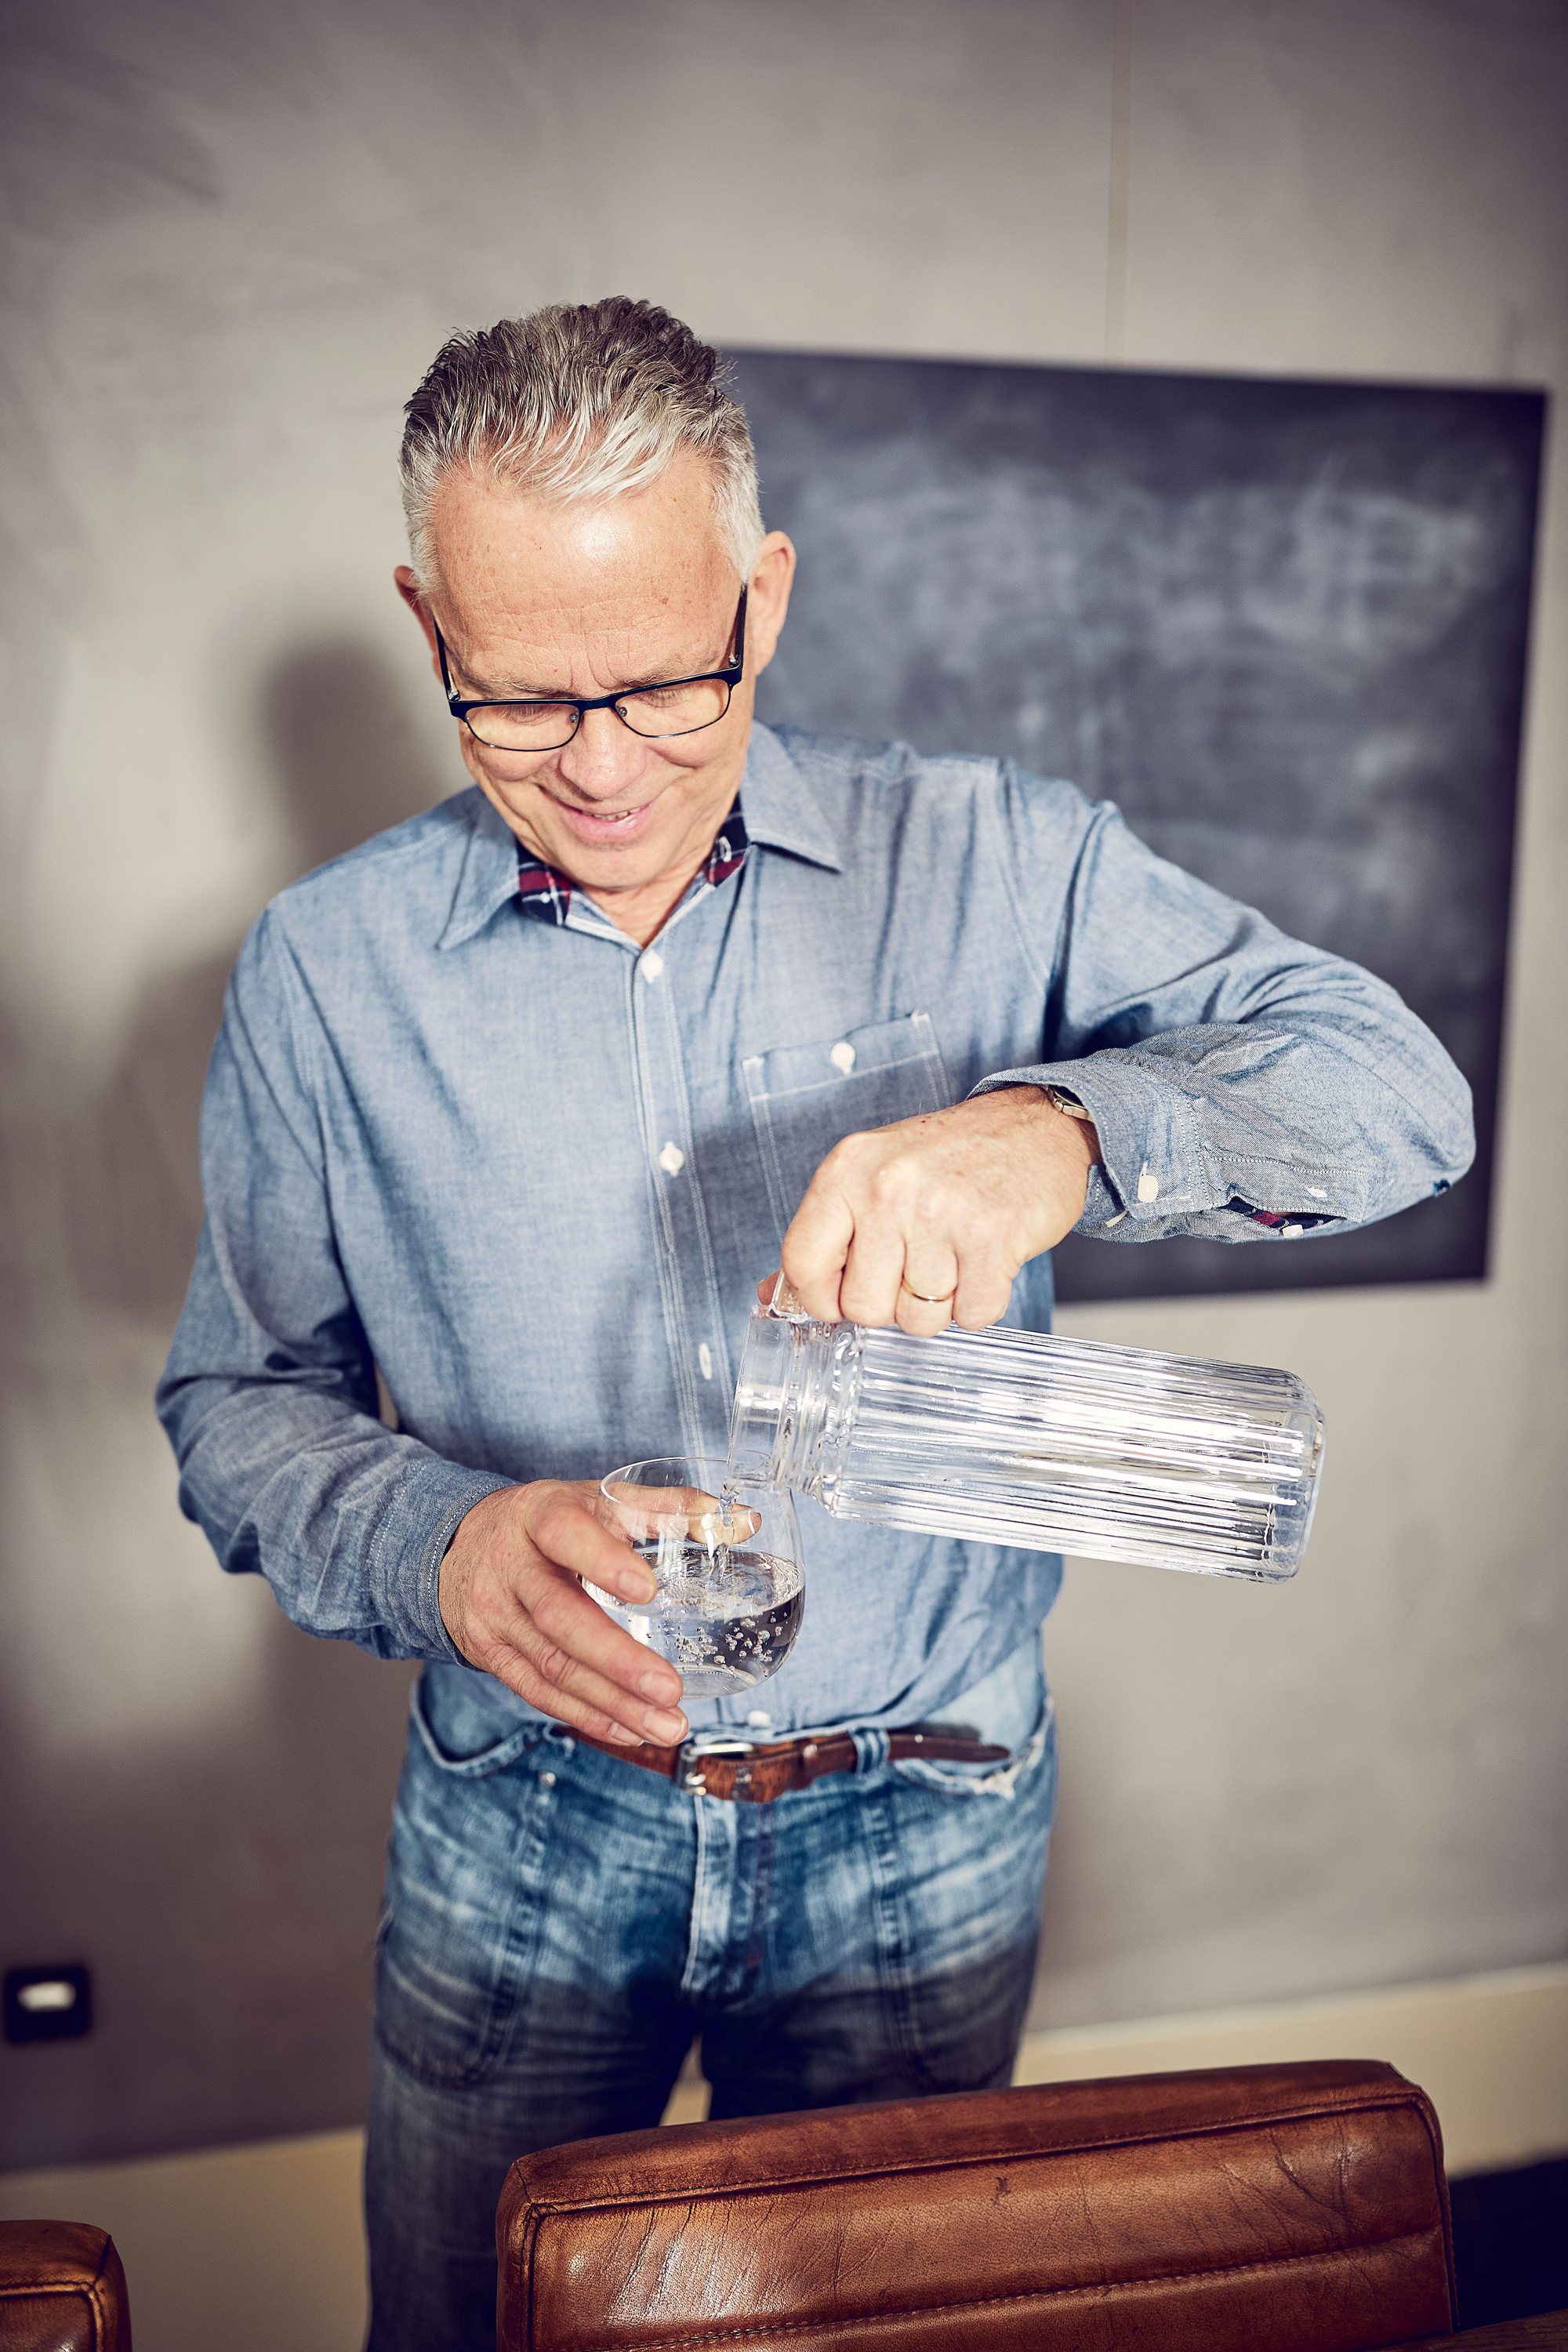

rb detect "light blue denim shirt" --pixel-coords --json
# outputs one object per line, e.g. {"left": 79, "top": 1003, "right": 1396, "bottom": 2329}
{"left": 156, "top": 721, "right": 1473, "bottom": 1738}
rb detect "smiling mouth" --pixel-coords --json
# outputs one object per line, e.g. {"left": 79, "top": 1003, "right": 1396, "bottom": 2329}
{"left": 546, "top": 790, "right": 655, "bottom": 829}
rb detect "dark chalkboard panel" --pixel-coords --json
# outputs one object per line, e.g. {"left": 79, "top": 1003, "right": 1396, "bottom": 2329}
{"left": 731, "top": 350, "right": 1544, "bottom": 1304}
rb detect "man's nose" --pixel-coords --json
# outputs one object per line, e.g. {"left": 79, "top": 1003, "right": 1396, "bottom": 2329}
{"left": 554, "top": 705, "right": 652, "bottom": 798}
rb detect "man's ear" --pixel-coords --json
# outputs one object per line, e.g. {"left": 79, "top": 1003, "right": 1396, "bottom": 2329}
{"left": 745, "top": 532, "right": 797, "bottom": 681}
{"left": 394, "top": 565, "right": 442, "bottom": 679}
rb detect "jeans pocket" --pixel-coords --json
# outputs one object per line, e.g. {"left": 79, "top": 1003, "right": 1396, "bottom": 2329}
{"left": 891, "top": 1641, "right": 1054, "bottom": 1802}
{"left": 374, "top": 1702, "right": 554, "bottom": 2089}
{"left": 891, "top": 1706, "right": 1054, "bottom": 1802}
{"left": 869, "top": 1718, "right": 1056, "bottom": 2096}
{"left": 409, "top": 1672, "right": 550, "bottom": 1780}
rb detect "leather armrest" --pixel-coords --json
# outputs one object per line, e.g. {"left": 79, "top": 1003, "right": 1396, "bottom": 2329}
{"left": 0, "top": 2219, "right": 132, "bottom": 2351}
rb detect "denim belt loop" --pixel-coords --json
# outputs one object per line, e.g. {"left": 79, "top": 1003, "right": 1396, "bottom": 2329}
{"left": 851, "top": 1725, "right": 890, "bottom": 1773}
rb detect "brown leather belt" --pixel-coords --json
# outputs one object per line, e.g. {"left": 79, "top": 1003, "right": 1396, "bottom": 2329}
{"left": 576, "top": 1726, "right": 1011, "bottom": 1804}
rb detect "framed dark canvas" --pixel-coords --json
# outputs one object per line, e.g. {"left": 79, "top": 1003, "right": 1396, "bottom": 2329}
{"left": 731, "top": 350, "right": 1544, "bottom": 1304}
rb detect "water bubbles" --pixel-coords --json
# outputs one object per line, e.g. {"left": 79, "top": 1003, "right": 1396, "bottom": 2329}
{"left": 583, "top": 1544, "right": 804, "bottom": 1697}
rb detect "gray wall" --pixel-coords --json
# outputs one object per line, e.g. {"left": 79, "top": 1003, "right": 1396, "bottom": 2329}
{"left": 2, "top": 0, "right": 1563, "bottom": 2169}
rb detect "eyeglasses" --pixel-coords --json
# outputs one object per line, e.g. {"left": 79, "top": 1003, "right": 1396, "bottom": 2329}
{"left": 434, "top": 587, "right": 747, "bottom": 754}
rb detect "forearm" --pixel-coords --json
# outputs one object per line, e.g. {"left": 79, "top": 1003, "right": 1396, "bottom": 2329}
{"left": 974, "top": 990, "right": 1474, "bottom": 1243}
{"left": 159, "top": 922, "right": 519, "bottom": 1659}
{"left": 985, "top": 792, "right": 1475, "bottom": 1245}
{"left": 158, "top": 1370, "right": 513, "bottom": 1662}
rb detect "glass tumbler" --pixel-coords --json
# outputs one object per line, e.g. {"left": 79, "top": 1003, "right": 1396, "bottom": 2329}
{"left": 586, "top": 1455, "right": 805, "bottom": 1699}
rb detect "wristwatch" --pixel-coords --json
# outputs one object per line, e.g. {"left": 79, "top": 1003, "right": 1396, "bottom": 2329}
{"left": 1041, "top": 1083, "right": 1094, "bottom": 1123}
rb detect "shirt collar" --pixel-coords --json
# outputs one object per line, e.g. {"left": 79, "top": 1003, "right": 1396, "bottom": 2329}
{"left": 435, "top": 723, "right": 840, "bottom": 953}
{"left": 739, "top": 721, "right": 842, "bottom": 871}
{"left": 514, "top": 799, "right": 750, "bottom": 930}
{"left": 437, "top": 793, "right": 527, "bottom": 952}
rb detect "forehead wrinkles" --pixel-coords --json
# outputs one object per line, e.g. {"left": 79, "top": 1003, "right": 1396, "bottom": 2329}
{"left": 448, "top": 566, "right": 733, "bottom": 698}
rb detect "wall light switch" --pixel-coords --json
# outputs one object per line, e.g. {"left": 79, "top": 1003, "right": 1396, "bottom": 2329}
{"left": 4, "top": 1963, "right": 93, "bottom": 2044}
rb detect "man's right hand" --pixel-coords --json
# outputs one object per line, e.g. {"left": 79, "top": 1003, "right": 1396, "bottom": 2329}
{"left": 437, "top": 1482, "right": 688, "bottom": 1748}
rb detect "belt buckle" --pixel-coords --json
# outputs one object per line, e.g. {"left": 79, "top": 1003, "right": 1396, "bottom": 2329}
{"left": 675, "top": 1736, "right": 753, "bottom": 1795}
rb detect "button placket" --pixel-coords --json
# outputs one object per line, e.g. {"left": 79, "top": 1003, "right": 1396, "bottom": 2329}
{"left": 627, "top": 943, "right": 734, "bottom": 1458}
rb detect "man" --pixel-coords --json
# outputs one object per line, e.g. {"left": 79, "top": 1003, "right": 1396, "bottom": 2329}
{"left": 158, "top": 297, "right": 1472, "bottom": 2350}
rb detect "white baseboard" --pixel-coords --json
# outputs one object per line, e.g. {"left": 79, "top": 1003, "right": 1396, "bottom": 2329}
{"left": 2, "top": 1962, "right": 1562, "bottom": 2352}
{"left": 1011, "top": 1961, "right": 1568, "bottom": 2178}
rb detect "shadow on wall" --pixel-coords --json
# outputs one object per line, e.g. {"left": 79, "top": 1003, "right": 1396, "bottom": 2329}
{"left": 0, "top": 637, "right": 452, "bottom": 2169}
{"left": 261, "top": 638, "right": 452, "bottom": 891}
{"left": 79, "top": 637, "right": 447, "bottom": 1325}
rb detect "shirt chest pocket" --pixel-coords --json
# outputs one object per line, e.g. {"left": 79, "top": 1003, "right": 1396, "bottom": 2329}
{"left": 742, "top": 1011, "right": 950, "bottom": 1245}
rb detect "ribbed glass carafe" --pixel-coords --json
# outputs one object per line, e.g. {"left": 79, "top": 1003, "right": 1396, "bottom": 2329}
{"left": 726, "top": 1308, "right": 1325, "bottom": 1581}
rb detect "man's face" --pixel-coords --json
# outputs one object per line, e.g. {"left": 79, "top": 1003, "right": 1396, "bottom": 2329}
{"left": 397, "top": 447, "right": 793, "bottom": 916}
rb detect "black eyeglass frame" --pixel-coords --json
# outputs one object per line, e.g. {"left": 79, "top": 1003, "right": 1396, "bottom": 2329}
{"left": 433, "top": 586, "right": 748, "bottom": 750}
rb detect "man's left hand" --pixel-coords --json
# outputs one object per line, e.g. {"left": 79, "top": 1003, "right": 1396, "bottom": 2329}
{"left": 760, "top": 1085, "right": 1102, "bottom": 1334}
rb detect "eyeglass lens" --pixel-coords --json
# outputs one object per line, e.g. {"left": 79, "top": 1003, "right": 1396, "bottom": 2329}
{"left": 465, "top": 677, "right": 732, "bottom": 752}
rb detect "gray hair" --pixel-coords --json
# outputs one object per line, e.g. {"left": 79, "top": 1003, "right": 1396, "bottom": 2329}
{"left": 399, "top": 297, "right": 764, "bottom": 592}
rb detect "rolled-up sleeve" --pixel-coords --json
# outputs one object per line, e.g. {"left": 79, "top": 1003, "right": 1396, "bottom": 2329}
{"left": 155, "top": 910, "right": 510, "bottom": 1659}
{"left": 971, "top": 786, "right": 1475, "bottom": 1243}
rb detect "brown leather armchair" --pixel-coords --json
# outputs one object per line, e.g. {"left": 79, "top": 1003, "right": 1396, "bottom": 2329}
{"left": 497, "top": 2058, "right": 1490, "bottom": 2352}
{"left": 0, "top": 2220, "right": 132, "bottom": 2351}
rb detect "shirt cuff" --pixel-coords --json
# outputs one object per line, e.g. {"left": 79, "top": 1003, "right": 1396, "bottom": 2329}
{"left": 967, "top": 1061, "right": 1218, "bottom": 1233}
{"left": 367, "top": 1454, "right": 517, "bottom": 1664}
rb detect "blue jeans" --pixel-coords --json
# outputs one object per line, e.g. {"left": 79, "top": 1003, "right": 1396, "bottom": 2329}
{"left": 363, "top": 1641, "right": 1055, "bottom": 2352}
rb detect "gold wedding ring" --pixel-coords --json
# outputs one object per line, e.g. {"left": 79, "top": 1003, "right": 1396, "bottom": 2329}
{"left": 900, "top": 1279, "right": 958, "bottom": 1305}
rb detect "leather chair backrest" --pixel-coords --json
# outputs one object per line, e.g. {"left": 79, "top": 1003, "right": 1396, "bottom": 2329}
{"left": 0, "top": 2220, "right": 132, "bottom": 2352}
{"left": 497, "top": 2059, "right": 1456, "bottom": 2352}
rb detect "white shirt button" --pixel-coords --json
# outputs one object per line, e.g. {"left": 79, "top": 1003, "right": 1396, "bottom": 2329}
{"left": 658, "top": 1141, "right": 685, "bottom": 1176}
{"left": 746, "top": 1710, "right": 772, "bottom": 1727}
{"left": 641, "top": 950, "right": 665, "bottom": 981}
{"left": 699, "top": 1343, "right": 714, "bottom": 1381}
{"left": 1137, "top": 1163, "right": 1160, "bottom": 1203}
{"left": 829, "top": 1041, "right": 856, "bottom": 1074}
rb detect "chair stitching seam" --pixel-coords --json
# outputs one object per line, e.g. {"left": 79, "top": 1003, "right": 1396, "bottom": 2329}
{"left": 520, "top": 2086, "right": 1426, "bottom": 2212}
{"left": 618, "top": 2223, "right": 1446, "bottom": 2352}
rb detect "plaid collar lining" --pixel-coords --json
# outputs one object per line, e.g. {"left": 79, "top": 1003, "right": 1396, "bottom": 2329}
{"left": 514, "top": 799, "right": 749, "bottom": 927}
